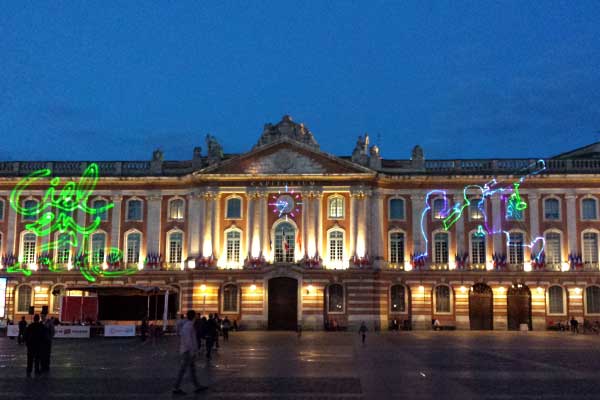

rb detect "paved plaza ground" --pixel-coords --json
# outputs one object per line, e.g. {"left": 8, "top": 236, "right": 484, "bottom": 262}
{"left": 1, "top": 331, "right": 600, "bottom": 399}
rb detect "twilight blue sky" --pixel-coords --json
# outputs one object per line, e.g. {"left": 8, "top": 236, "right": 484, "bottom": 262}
{"left": 1, "top": 2, "right": 599, "bottom": 161}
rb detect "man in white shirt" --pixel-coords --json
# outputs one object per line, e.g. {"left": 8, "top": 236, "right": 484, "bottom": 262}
{"left": 173, "top": 310, "right": 208, "bottom": 395}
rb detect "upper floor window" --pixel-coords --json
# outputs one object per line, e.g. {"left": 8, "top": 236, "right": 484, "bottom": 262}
{"left": 390, "top": 285, "right": 406, "bottom": 313}
{"left": 125, "top": 232, "right": 141, "bottom": 264}
{"left": 126, "top": 199, "right": 143, "bottom": 221}
{"left": 582, "top": 198, "right": 598, "bottom": 220}
{"left": 222, "top": 284, "right": 239, "bottom": 313}
{"left": 16, "top": 285, "right": 32, "bottom": 313}
{"left": 432, "top": 198, "right": 446, "bottom": 220}
{"left": 169, "top": 199, "right": 185, "bottom": 221}
{"left": 433, "top": 232, "right": 449, "bottom": 264}
{"left": 274, "top": 222, "right": 295, "bottom": 263}
{"left": 583, "top": 231, "right": 599, "bottom": 264}
{"left": 469, "top": 198, "right": 484, "bottom": 221}
{"left": 545, "top": 232, "right": 562, "bottom": 264}
{"left": 389, "top": 231, "right": 405, "bottom": 264}
{"left": 328, "top": 196, "right": 344, "bottom": 219}
{"left": 547, "top": 286, "right": 565, "bottom": 315}
{"left": 226, "top": 197, "right": 242, "bottom": 219}
{"left": 471, "top": 233, "right": 486, "bottom": 264}
{"left": 225, "top": 230, "right": 241, "bottom": 263}
{"left": 92, "top": 199, "right": 109, "bottom": 222}
{"left": 90, "top": 232, "right": 106, "bottom": 265}
{"left": 586, "top": 286, "right": 600, "bottom": 315}
{"left": 434, "top": 285, "right": 451, "bottom": 313}
{"left": 327, "top": 284, "right": 344, "bottom": 313}
{"left": 0, "top": 199, "right": 4, "bottom": 221}
{"left": 23, "top": 199, "right": 38, "bottom": 221}
{"left": 328, "top": 230, "right": 344, "bottom": 262}
{"left": 544, "top": 198, "right": 560, "bottom": 220}
{"left": 508, "top": 232, "right": 524, "bottom": 264}
{"left": 389, "top": 198, "right": 405, "bottom": 220}
{"left": 168, "top": 231, "right": 183, "bottom": 264}
{"left": 21, "top": 233, "right": 37, "bottom": 264}
{"left": 56, "top": 233, "right": 71, "bottom": 264}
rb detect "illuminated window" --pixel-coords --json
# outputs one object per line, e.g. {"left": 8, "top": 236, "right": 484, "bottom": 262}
{"left": 21, "top": 233, "right": 37, "bottom": 264}
{"left": 389, "top": 232, "right": 405, "bottom": 264}
{"left": 56, "top": 233, "right": 71, "bottom": 264}
{"left": 23, "top": 199, "right": 38, "bottom": 221}
{"left": 586, "top": 286, "right": 600, "bottom": 314}
{"left": 91, "top": 232, "right": 106, "bottom": 265}
{"left": 169, "top": 199, "right": 185, "bottom": 220}
{"left": 125, "top": 232, "right": 141, "bottom": 264}
{"left": 583, "top": 232, "right": 599, "bottom": 264}
{"left": 0, "top": 199, "right": 4, "bottom": 221}
{"left": 126, "top": 199, "right": 143, "bottom": 221}
{"left": 433, "top": 232, "right": 449, "bottom": 264}
{"left": 435, "top": 285, "right": 451, "bottom": 313}
{"left": 168, "top": 231, "right": 183, "bottom": 264}
{"left": 92, "top": 199, "right": 109, "bottom": 221}
{"left": 547, "top": 286, "right": 564, "bottom": 315}
{"left": 222, "top": 284, "right": 239, "bottom": 313}
{"left": 432, "top": 198, "right": 446, "bottom": 220}
{"left": 225, "top": 230, "right": 241, "bottom": 263}
{"left": 226, "top": 197, "right": 242, "bottom": 219}
{"left": 471, "top": 233, "right": 486, "bottom": 264}
{"left": 17, "top": 286, "right": 32, "bottom": 313}
{"left": 469, "top": 198, "right": 484, "bottom": 220}
{"left": 544, "top": 198, "right": 560, "bottom": 220}
{"left": 328, "top": 230, "right": 344, "bottom": 262}
{"left": 52, "top": 285, "right": 65, "bottom": 313}
{"left": 274, "top": 222, "right": 295, "bottom": 263}
{"left": 328, "top": 196, "right": 344, "bottom": 219}
{"left": 582, "top": 198, "right": 597, "bottom": 220}
{"left": 389, "top": 198, "right": 405, "bottom": 220}
{"left": 508, "top": 232, "right": 524, "bottom": 264}
{"left": 545, "top": 232, "right": 561, "bottom": 264}
{"left": 327, "top": 284, "right": 344, "bottom": 312}
{"left": 390, "top": 285, "right": 406, "bottom": 313}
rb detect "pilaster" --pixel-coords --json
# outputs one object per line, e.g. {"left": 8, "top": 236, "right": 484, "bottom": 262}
{"left": 146, "top": 193, "right": 162, "bottom": 255}
{"left": 110, "top": 194, "right": 123, "bottom": 250}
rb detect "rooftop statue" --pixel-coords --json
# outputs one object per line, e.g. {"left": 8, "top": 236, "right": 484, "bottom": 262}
{"left": 255, "top": 115, "right": 319, "bottom": 149}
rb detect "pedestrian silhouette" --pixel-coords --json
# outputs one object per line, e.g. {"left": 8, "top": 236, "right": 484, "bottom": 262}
{"left": 24, "top": 314, "right": 45, "bottom": 377}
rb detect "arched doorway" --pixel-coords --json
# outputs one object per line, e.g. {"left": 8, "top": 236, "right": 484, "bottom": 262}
{"left": 268, "top": 277, "right": 298, "bottom": 330}
{"left": 469, "top": 283, "right": 493, "bottom": 330}
{"left": 507, "top": 284, "right": 532, "bottom": 330}
{"left": 273, "top": 222, "right": 296, "bottom": 263}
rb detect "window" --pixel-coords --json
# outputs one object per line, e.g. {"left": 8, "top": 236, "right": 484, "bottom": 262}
{"left": 222, "top": 284, "right": 239, "bottom": 313}
{"left": 91, "top": 232, "right": 106, "bottom": 265}
{"left": 225, "top": 230, "right": 241, "bottom": 263}
{"left": 169, "top": 198, "right": 185, "bottom": 220}
{"left": 328, "top": 196, "right": 344, "bottom": 219}
{"left": 544, "top": 198, "right": 560, "bottom": 220}
{"left": 389, "top": 198, "right": 405, "bottom": 220}
{"left": 327, "top": 284, "right": 344, "bottom": 313}
{"left": 545, "top": 232, "right": 562, "bottom": 264}
{"left": 274, "top": 222, "right": 295, "bottom": 263}
{"left": 23, "top": 199, "right": 38, "bottom": 221}
{"left": 432, "top": 198, "right": 446, "bottom": 220}
{"left": 508, "top": 232, "right": 524, "bottom": 264}
{"left": 586, "top": 286, "right": 600, "bottom": 314}
{"left": 52, "top": 285, "right": 65, "bottom": 313}
{"left": 390, "top": 285, "right": 406, "bottom": 313}
{"left": 92, "top": 199, "right": 109, "bottom": 222}
{"left": 328, "top": 230, "right": 344, "bottom": 262}
{"left": 125, "top": 232, "right": 141, "bottom": 264}
{"left": 583, "top": 232, "right": 599, "bottom": 264}
{"left": 17, "top": 286, "right": 32, "bottom": 313}
{"left": 0, "top": 199, "right": 4, "bottom": 221}
{"left": 469, "top": 198, "right": 484, "bottom": 220}
{"left": 435, "top": 285, "right": 451, "bottom": 313}
{"left": 56, "top": 233, "right": 71, "bottom": 264}
{"left": 389, "top": 232, "right": 405, "bottom": 264}
{"left": 547, "top": 286, "right": 564, "bottom": 315}
{"left": 582, "top": 198, "right": 597, "bottom": 220}
{"left": 226, "top": 197, "right": 242, "bottom": 219}
{"left": 126, "top": 199, "right": 143, "bottom": 221}
{"left": 506, "top": 206, "right": 524, "bottom": 221}
{"left": 21, "top": 233, "right": 37, "bottom": 264}
{"left": 471, "top": 233, "right": 486, "bottom": 264}
{"left": 433, "top": 232, "right": 449, "bottom": 264}
{"left": 168, "top": 231, "right": 183, "bottom": 264}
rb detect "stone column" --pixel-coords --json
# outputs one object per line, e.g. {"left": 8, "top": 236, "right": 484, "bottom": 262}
{"left": 454, "top": 190, "right": 465, "bottom": 260}
{"left": 349, "top": 192, "right": 358, "bottom": 259}
{"left": 315, "top": 191, "right": 323, "bottom": 259}
{"left": 408, "top": 282, "right": 432, "bottom": 330}
{"left": 451, "top": 282, "right": 473, "bottom": 330}
{"left": 259, "top": 191, "right": 268, "bottom": 258}
{"left": 245, "top": 189, "right": 255, "bottom": 258}
{"left": 371, "top": 192, "right": 384, "bottom": 268}
{"left": 75, "top": 207, "right": 87, "bottom": 256}
{"left": 110, "top": 195, "right": 123, "bottom": 250}
{"left": 566, "top": 193, "right": 577, "bottom": 257}
{"left": 187, "top": 192, "right": 202, "bottom": 259}
{"left": 491, "top": 195, "right": 503, "bottom": 254}
{"left": 197, "top": 191, "right": 207, "bottom": 256}
{"left": 301, "top": 189, "right": 311, "bottom": 257}
{"left": 5, "top": 202, "right": 17, "bottom": 254}
{"left": 212, "top": 190, "right": 221, "bottom": 259}
{"left": 411, "top": 194, "right": 425, "bottom": 255}
{"left": 202, "top": 191, "right": 214, "bottom": 257}
{"left": 491, "top": 285, "right": 508, "bottom": 330}
{"left": 146, "top": 193, "right": 162, "bottom": 255}
{"left": 528, "top": 193, "right": 540, "bottom": 253}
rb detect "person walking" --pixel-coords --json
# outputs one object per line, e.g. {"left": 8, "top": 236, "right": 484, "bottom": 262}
{"left": 222, "top": 317, "right": 231, "bottom": 341}
{"left": 193, "top": 313, "right": 205, "bottom": 354}
{"left": 172, "top": 310, "right": 207, "bottom": 395}
{"left": 18, "top": 317, "right": 27, "bottom": 345}
{"left": 214, "top": 313, "right": 221, "bottom": 350}
{"left": 570, "top": 316, "right": 579, "bottom": 334}
{"left": 205, "top": 314, "right": 218, "bottom": 360}
{"left": 358, "top": 322, "right": 368, "bottom": 345}
{"left": 176, "top": 314, "right": 186, "bottom": 336}
{"left": 140, "top": 318, "right": 148, "bottom": 342}
{"left": 40, "top": 317, "right": 56, "bottom": 373}
{"left": 24, "top": 315, "right": 45, "bottom": 377}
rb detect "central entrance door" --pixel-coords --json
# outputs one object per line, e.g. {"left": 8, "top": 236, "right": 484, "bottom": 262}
{"left": 469, "top": 283, "right": 493, "bottom": 330}
{"left": 268, "top": 277, "right": 298, "bottom": 330}
{"left": 507, "top": 285, "right": 532, "bottom": 330}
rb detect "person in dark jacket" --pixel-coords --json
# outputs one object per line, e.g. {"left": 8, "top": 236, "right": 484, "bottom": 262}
{"left": 18, "top": 317, "right": 27, "bottom": 345}
{"left": 193, "top": 314, "right": 205, "bottom": 352}
{"left": 40, "top": 317, "right": 56, "bottom": 372}
{"left": 24, "top": 315, "right": 45, "bottom": 377}
{"left": 205, "top": 315, "right": 218, "bottom": 360}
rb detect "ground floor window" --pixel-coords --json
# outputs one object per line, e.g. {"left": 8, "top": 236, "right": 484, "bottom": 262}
{"left": 222, "top": 284, "right": 239, "bottom": 313}
{"left": 586, "top": 286, "right": 600, "bottom": 314}
{"left": 547, "top": 286, "right": 564, "bottom": 315}
{"left": 390, "top": 285, "right": 406, "bottom": 313}
{"left": 435, "top": 285, "right": 451, "bottom": 313}
{"left": 327, "top": 284, "right": 344, "bottom": 313}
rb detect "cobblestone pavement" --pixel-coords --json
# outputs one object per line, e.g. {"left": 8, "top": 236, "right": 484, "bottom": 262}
{"left": 1, "top": 331, "right": 600, "bottom": 399}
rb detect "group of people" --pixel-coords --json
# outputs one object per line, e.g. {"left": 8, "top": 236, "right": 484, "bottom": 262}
{"left": 555, "top": 317, "right": 600, "bottom": 334}
{"left": 173, "top": 311, "right": 233, "bottom": 395}
{"left": 18, "top": 315, "right": 57, "bottom": 377}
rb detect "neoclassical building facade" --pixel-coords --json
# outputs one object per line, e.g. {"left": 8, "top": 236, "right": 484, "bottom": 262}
{"left": 1, "top": 115, "right": 600, "bottom": 330}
